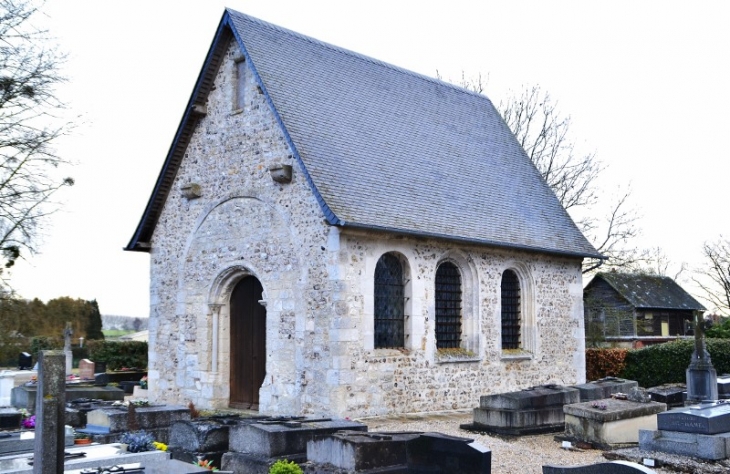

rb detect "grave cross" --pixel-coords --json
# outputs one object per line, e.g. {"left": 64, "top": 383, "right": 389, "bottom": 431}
{"left": 686, "top": 310, "right": 718, "bottom": 402}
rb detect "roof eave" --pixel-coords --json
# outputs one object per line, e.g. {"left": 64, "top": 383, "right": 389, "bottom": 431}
{"left": 338, "top": 221, "right": 604, "bottom": 260}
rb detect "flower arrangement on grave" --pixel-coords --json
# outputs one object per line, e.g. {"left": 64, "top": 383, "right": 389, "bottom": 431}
{"left": 152, "top": 441, "right": 167, "bottom": 451}
{"left": 22, "top": 415, "right": 36, "bottom": 429}
{"left": 269, "top": 459, "right": 303, "bottom": 474}
{"left": 590, "top": 401, "right": 607, "bottom": 410}
{"left": 120, "top": 430, "right": 155, "bottom": 452}
{"left": 193, "top": 458, "right": 219, "bottom": 471}
{"left": 139, "top": 376, "right": 148, "bottom": 389}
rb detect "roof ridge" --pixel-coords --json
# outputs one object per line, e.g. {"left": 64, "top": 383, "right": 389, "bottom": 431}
{"left": 225, "top": 8, "right": 492, "bottom": 104}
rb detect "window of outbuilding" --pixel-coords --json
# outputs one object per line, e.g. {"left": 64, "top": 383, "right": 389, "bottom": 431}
{"left": 501, "top": 269, "right": 521, "bottom": 350}
{"left": 374, "top": 253, "right": 405, "bottom": 348}
{"left": 234, "top": 55, "right": 246, "bottom": 111}
{"left": 435, "top": 262, "right": 462, "bottom": 349}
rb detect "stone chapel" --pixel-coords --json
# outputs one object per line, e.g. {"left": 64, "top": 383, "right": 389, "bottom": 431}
{"left": 126, "top": 9, "right": 602, "bottom": 418}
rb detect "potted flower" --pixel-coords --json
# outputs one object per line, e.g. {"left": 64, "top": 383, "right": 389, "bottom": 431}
{"left": 74, "top": 432, "right": 92, "bottom": 445}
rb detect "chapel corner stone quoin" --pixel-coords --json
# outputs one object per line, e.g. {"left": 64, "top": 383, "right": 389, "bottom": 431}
{"left": 124, "top": 8, "right": 602, "bottom": 418}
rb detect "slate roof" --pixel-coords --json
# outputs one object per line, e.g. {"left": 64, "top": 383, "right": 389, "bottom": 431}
{"left": 588, "top": 273, "right": 706, "bottom": 311}
{"left": 126, "top": 9, "right": 601, "bottom": 259}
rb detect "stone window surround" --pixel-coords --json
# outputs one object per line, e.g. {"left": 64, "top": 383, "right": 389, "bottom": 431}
{"left": 498, "top": 262, "right": 536, "bottom": 359}
{"left": 364, "top": 250, "right": 414, "bottom": 351}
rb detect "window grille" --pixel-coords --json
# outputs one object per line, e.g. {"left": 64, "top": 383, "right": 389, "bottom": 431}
{"left": 501, "top": 270, "right": 521, "bottom": 350}
{"left": 435, "top": 262, "right": 462, "bottom": 349}
{"left": 374, "top": 253, "right": 404, "bottom": 348}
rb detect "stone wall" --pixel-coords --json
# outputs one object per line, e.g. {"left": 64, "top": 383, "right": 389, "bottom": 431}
{"left": 146, "top": 38, "right": 586, "bottom": 418}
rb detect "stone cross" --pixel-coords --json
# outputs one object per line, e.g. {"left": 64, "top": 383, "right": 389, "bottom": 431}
{"left": 33, "top": 351, "right": 66, "bottom": 474}
{"left": 63, "top": 322, "right": 73, "bottom": 352}
{"left": 686, "top": 310, "right": 718, "bottom": 403}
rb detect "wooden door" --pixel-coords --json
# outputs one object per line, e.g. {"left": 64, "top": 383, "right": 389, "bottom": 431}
{"left": 229, "top": 276, "right": 266, "bottom": 409}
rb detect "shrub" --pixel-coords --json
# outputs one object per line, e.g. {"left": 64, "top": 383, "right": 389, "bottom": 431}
{"left": 618, "top": 339, "right": 730, "bottom": 388}
{"left": 585, "top": 348, "right": 628, "bottom": 381}
{"left": 269, "top": 459, "right": 303, "bottom": 474}
{"left": 30, "top": 336, "right": 62, "bottom": 354}
{"left": 86, "top": 340, "right": 148, "bottom": 370}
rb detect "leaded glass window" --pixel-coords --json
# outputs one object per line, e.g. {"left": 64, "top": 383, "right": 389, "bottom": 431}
{"left": 436, "top": 262, "right": 462, "bottom": 349}
{"left": 501, "top": 270, "right": 521, "bottom": 350}
{"left": 374, "top": 253, "right": 404, "bottom": 348}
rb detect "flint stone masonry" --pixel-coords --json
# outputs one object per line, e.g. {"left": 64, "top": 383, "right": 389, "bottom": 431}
{"left": 146, "top": 35, "right": 588, "bottom": 418}
{"left": 468, "top": 385, "right": 580, "bottom": 435}
{"left": 572, "top": 378, "right": 638, "bottom": 402}
{"left": 563, "top": 398, "right": 666, "bottom": 447}
{"left": 657, "top": 402, "right": 730, "bottom": 434}
{"left": 305, "top": 431, "right": 491, "bottom": 473}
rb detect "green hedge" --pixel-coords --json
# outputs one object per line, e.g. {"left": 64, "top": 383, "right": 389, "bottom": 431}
{"left": 85, "top": 340, "right": 148, "bottom": 371}
{"left": 618, "top": 339, "right": 730, "bottom": 388}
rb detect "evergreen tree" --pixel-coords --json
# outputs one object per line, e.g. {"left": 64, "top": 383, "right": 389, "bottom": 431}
{"left": 84, "top": 299, "right": 104, "bottom": 340}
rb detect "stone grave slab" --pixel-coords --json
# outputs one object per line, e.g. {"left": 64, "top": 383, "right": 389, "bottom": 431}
{"left": 222, "top": 417, "right": 367, "bottom": 474}
{"left": 542, "top": 460, "right": 656, "bottom": 473}
{"left": 639, "top": 428, "right": 730, "bottom": 461}
{"left": 10, "top": 385, "right": 124, "bottom": 412}
{"left": 466, "top": 385, "right": 580, "bottom": 435}
{"left": 572, "top": 378, "right": 639, "bottom": 402}
{"left": 717, "top": 374, "right": 730, "bottom": 399}
{"left": 78, "top": 360, "right": 95, "bottom": 381}
{"left": 0, "top": 428, "right": 74, "bottom": 456}
{"left": 306, "top": 430, "right": 492, "bottom": 473}
{"left": 0, "top": 410, "right": 20, "bottom": 431}
{"left": 64, "top": 459, "right": 219, "bottom": 474}
{"left": 646, "top": 384, "right": 685, "bottom": 408}
{"left": 657, "top": 401, "right": 730, "bottom": 435}
{"left": 0, "top": 443, "right": 169, "bottom": 473}
{"left": 167, "top": 418, "right": 238, "bottom": 468}
{"left": 84, "top": 405, "right": 191, "bottom": 434}
{"left": 563, "top": 398, "right": 666, "bottom": 448}
{"left": 0, "top": 372, "right": 36, "bottom": 408}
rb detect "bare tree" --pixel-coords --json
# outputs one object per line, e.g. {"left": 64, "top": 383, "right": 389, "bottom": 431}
{"left": 495, "top": 84, "right": 642, "bottom": 273}
{"left": 632, "top": 246, "right": 688, "bottom": 280}
{"left": 0, "top": 0, "right": 73, "bottom": 284}
{"left": 694, "top": 237, "right": 730, "bottom": 314}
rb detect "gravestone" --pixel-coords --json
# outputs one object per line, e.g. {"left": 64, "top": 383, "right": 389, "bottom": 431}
{"left": 686, "top": 310, "right": 718, "bottom": 403}
{"left": 306, "top": 430, "right": 492, "bottom": 473}
{"left": 572, "top": 378, "right": 638, "bottom": 402}
{"left": 33, "top": 350, "right": 66, "bottom": 474}
{"left": 79, "top": 404, "right": 191, "bottom": 444}
{"left": 0, "top": 408, "right": 21, "bottom": 430}
{"left": 18, "top": 353, "right": 32, "bottom": 371}
{"left": 11, "top": 384, "right": 124, "bottom": 412}
{"left": 78, "top": 359, "right": 95, "bottom": 381}
{"left": 717, "top": 374, "right": 730, "bottom": 399}
{"left": 542, "top": 460, "right": 656, "bottom": 473}
{"left": 639, "top": 401, "right": 730, "bottom": 460}
{"left": 466, "top": 384, "right": 580, "bottom": 435}
{"left": 222, "top": 417, "right": 367, "bottom": 473}
{"left": 646, "top": 384, "right": 686, "bottom": 408}
{"left": 63, "top": 323, "right": 73, "bottom": 376}
{"left": 167, "top": 418, "right": 238, "bottom": 468}
{"left": 563, "top": 398, "right": 666, "bottom": 448}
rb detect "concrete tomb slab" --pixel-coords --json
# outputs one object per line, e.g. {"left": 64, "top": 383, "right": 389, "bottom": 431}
{"left": 639, "top": 428, "right": 730, "bottom": 461}
{"left": 0, "top": 372, "right": 37, "bottom": 408}
{"left": 563, "top": 398, "right": 666, "bottom": 448}
{"left": 11, "top": 386, "right": 124, "bottom": 412}
{"left": 0, "top": 429, "right": 74, "bottom": 456}
{"left": 717, "top": 374, "right": 730, "bottom": 399}
{"left": 306, "top": 430, "right": 492, "bottom": 473}
{"left": 542, "top": 460, "right": 656, "bottom": 473}
{"left": 222, "top": 417, "right": 367, "bottom": 474}
{"left": 572, "top": 378, "right": 639, "bottom": 402}
{"left": 467, "top": 385, "right": 580, "bottom": 435}
{"left": 84, "top": 405, "right": 191, "bottom": 434}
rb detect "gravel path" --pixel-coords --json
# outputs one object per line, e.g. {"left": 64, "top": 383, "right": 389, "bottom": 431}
{"left": 357, "top": 411, "right": 694, "bottom": 474}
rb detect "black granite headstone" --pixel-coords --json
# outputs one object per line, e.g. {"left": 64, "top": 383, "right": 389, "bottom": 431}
{"left": 18, "top": 352, "right": 32, "bottom": 370}
{"left": 657, "top": 402, "right": 730, "bottom": 434}
{"left": 94, "top": 362, "right": 107, "bottom": 375}
{"left": 542, "top": 461, "right": 655, "bottom": 473}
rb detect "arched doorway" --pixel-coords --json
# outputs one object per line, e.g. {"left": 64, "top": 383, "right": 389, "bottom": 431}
{"left": 229, "top": 276, "right": 266, "bottom": 409}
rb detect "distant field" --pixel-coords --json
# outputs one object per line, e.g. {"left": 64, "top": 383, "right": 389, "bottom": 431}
{"left": 102, "top": 329, "right": 135, "bottom": 338}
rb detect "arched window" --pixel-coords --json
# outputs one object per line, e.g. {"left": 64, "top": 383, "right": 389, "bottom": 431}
{"left": 435, "top": 262, "right": 462, "bottom": 349}
{"left": 501, "top": 269, "right": 521, "bottom": 350}
{"left": 374, "top": 253, "right": 404, "bottom": 348}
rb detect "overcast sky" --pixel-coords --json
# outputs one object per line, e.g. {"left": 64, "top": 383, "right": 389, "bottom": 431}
{"left": 8, "top": 0, "right": 730, "bottom": 316}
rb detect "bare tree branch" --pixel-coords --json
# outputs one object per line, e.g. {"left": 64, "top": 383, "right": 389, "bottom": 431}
{"left": 694, "top": 237, "right": 730, "bottom": 314}
{"left": 0, "top": 0, "right": 74, "bottom": 287}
